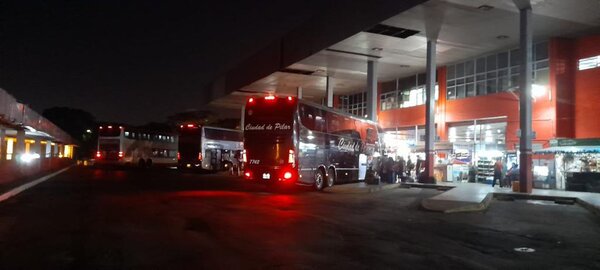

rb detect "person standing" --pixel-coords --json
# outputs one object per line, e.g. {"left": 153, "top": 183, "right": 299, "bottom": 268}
{"left": 492, "top": 158, "right": 503, "bottom": 187}
{"left": 398, "top": 156, "right": 406, "bottom": 182}
{"left": 406, "top": 157, "right": 413, "bottom": 178}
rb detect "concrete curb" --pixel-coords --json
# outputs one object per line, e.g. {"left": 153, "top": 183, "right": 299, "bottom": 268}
{"left": 419, "top": 184, "right": 600, "bottom": 215}
{"left": 0, "top": 165, "right": 73, "bottom": 203}
{"left": 326, "top": 183, "right": 400, "bottom": 194}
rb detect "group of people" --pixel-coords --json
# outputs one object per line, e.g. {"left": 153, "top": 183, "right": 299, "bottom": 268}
{"left": 492, "top": 158, "right": 519, "bottom": 188}
{"left": 372, "top": 155, "right": 425, "bottom": 184}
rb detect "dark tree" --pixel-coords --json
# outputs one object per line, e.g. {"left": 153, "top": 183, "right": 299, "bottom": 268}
{"left": 43, "top": 107, "right": 97, "bottom": 158}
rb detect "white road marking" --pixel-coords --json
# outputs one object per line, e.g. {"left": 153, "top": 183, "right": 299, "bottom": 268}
{"left": 0, "top": 165, "right": 73, "bottom": 203}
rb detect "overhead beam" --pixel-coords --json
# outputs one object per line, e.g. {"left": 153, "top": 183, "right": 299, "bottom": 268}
{"left": 210, "top": 0, "right": 427, "bottom": 100}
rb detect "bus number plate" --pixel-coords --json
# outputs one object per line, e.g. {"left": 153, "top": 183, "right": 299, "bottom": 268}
{"left": 249, "top": 159, "right": 260, "bottom": 165}
{"left": 262, "top": 173, "right": 270, "bottom": 180}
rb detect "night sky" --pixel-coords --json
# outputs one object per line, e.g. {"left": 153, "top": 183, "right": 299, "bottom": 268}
{"left": 1, "top": 1, "right": 318, "bottom": 124}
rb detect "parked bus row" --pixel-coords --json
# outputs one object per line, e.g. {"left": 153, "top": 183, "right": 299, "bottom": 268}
{"left": 95, "top": 124, "right": 243, "bottom": 174}
{"left": 95, "top": 95, "right": 381, "bottom": 190}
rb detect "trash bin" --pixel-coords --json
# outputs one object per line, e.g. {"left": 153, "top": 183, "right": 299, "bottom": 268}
{"left": 512, "top": 181, "right": 520, "bottom": 192}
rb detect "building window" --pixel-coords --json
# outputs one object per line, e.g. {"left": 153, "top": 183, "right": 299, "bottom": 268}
{"left": 380, "top": 73, "right": 439, "bottom": 111}
{"left": 337, "top": 92, "right": 367, "bottom": 117}
{"left": 446, "top": 41, "right": 549, "bottom": 100}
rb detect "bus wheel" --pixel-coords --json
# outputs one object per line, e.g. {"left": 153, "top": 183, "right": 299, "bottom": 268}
{"left": 146, "top": 159, "right": 153, "bottom": 167}
{"left": 138, "top": 158, "right": 146, "bottom": 168}
{"left": 314, "top": 169, "right": 325, "bottom": 191}
{"left": 327, "top": 168, "right": 336, "bottom": 188}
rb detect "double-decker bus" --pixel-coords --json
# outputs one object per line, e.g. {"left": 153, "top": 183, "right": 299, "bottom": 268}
{"left": 242, "top": 95, "right": 380, "bottom": 190}
{"left": 177, "top": 124, "right": 243, "bottom": 172}
{"left": 95, "top": 124, "right": 178, "bottom": 167}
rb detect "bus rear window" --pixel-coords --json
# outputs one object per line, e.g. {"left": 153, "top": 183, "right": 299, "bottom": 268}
{"left": 99, "top": 126, "right": 121, "bottom": 136}
{"left": 244, "top": 99, "right": 295, "bottom": 133}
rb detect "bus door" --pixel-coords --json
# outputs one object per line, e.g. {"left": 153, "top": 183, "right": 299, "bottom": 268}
{"left": 358, "top": 154, "right": 367, "bottom": 180}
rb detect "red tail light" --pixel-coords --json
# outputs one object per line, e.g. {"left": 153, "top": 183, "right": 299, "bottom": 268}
{"left": 177, "top": 152, "right": 181, "bottom": 160}
{"left": 283, "top": 171, "right": 293, "bottom": 179}
{"left": 248, "top": 97, "right": 254, "bottom": 103}
{"left": 287, "top": 96, "right": 293, "bottom": 101}
{"left": 264, "top": 95, "right": 275, "bottom": 100}
{"left": 187, "top": 124, "right": 195, "bottom": 128}
{"left": 118, "top": 151, "right": 123, "bottom": 158}
{"left": 198, "top": 152, "right": 203, "bottom": 161}
{"left": 244, "top": 171, "right": 252, "bottom": 179}
{"left": 96, "top": 151, "right": 101, "bottom": 158}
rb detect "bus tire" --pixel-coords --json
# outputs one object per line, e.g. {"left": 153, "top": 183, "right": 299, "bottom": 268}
{"left": 314, "top": 169, "right": 325, "bottom": 191}
{"left": 146, "top": 159, "right": 153, "bottom": 167}
{"left": 327, "top": 167, "right": 336, "bottom": 188}
{"left": 138, "top": 158, "right": 146, "bottom": 168}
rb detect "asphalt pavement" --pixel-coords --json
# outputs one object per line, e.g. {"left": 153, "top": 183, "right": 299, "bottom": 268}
{"left": 0, "top": 166, "right": 599, "bottom": 270}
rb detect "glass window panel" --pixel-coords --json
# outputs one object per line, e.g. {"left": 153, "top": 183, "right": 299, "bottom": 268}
{"left": 456, "top": 63, "right": 465, "bottom": 78}
{"left": 498, "top": 77, "right": 509, "bottom": 91}
{"left": 510, "top": 49, "right": 520, "bottom": 67}
{"left": 447, "top": 87, "right": 456, "bottom": 100}
{"left": 457, "top": 78, "right": 465, "bottom": 85}
{"left": 417, "top": 74, "right": 426, "bottom": 86}
{"left": 447, "top": 65, "right": 455, "bottom": 80}
{"left": 476, "top": 81, "right": 486, "bottom": 95}
{"left": 476, "top": 74, "right": 486, "bottom": 81}
{"left": 466, "top": 83, "right": 475, "bottom": 97}
{"left": 536, "top": 60, "right": 549, "bottom": 70}
{"left": 486, "top": 54, "right": 497, "bottom": 70}
{"left": 511, "top": 67, "right": 520, "bottom": 76}
{"left": 498, "top": 52, "right": 509, "bottom": 68}
{"left": 448, "top": 80, "right": 456, "bottom": 87}
{"left": 498, "top": 69, "right": 508, "bottom": 77}
{"left": 465, "top": 60, "right": 474, "bottom": 75}
{"left": 535, "top": 68, "right": 549, "bottom": 85}
{"left": 456, "top": 85, "right": 466, "bottom": 99}
{"left": 535, "top": 41, "right": 548, "bottom": 61}
{"left": 510, "top": 75, "right": 519, "bottom": 88}
{"left": 476, "top": 57, "right": 486, "bottom": 73}
{"left": 486, "top": 79, "right": 497, "bottom": 94}
{"left": 487, "top": 71, "right": 497, "bottom": 79}
{"left": 466, "top": 76, "right": 474, "bottom": 83}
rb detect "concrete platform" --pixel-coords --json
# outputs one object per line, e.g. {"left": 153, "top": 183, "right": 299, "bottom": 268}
{"left": 420, "top": 182, "right": 600, "bottom": 214}
{"left": 326, "top": 182, "right": 400, "bottom": 194}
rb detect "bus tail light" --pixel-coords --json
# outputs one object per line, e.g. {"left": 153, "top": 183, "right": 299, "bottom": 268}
{"left": 96, "top": 151, "right": 101, "bottom": 158}
{"left": 288, "top": 149, "right": 295, "bottom": 165}
{"left": 287, "top": 96, "right": 293, "bottom": 101}
{"left": 118, "top": 151, "right": 123, "bottom": 158}
{"left": 198, "top": 152, "right": 203, "bottom": 161}
{"left": 242, "top": 150, "right": 247, "bottom": 163}
{"left": 283, "top": 171, "right": 293, "bottom": 180}
{"left": 244, "top": 171, "right": 252, "bottom": 179}
{"left": 177, "top": 152, "right": 181, "bottom": 160}
{"left": 248, "top": 97, "right": 254, "bottom": 103}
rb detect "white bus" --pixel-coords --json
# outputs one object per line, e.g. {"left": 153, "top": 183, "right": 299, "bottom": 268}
{"left": 177, "top": 124, "right": 243, "bottom": 172}
{"left": 96, "top": 124, "right": 178, "bottom": 167}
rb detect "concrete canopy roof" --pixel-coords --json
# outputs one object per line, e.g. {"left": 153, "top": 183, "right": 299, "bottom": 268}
{"left": 210, "top": 0, "right": 600, "bottom": 109}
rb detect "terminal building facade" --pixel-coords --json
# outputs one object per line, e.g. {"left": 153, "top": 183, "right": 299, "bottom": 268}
{"left": 334, "top": 36, "right": 600, "bottom": 188}
{"left": 0, "top": 88, "right": 76, "bottom": 183}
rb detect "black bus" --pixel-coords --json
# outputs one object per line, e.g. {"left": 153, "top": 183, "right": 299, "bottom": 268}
{"left": 242, "top": 95, "right": 380, "bottom": 190}
{"left": 178, "top": 124, "right": 243, "bottom": 172}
